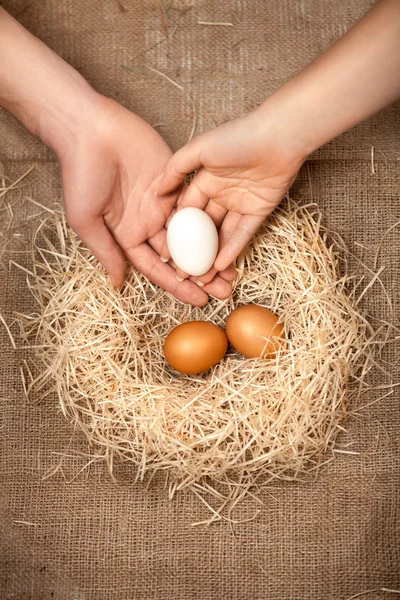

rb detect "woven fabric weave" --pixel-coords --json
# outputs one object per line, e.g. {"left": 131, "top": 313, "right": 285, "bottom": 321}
{"left": 0, "top": 1, "right": 399, "bottom": 598}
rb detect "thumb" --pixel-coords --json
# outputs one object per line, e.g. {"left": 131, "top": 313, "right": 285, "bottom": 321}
{"left": 68, "top": 212, "right": 126, "bottom": 288}
{"left": 157, "top": 137, "right": 202, "bottom": 196}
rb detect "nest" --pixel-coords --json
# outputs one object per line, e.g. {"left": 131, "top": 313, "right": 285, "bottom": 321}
{"left": 17, "top": 199, "right": 379, "bottom": 522}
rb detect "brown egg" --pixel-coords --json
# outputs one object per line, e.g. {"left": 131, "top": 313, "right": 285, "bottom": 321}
{"left": 226, "top": 305, "right": 285, "bottom": 359}
{"left": 164, "top": 321, "right": 228, "bottom": 375}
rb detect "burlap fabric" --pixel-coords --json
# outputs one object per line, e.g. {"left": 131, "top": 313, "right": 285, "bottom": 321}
{"left": 1, "top": 1, "right": 399, "bottom": 598}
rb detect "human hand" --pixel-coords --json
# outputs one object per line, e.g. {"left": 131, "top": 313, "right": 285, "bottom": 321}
{"left": 157, "top": 107, "right": 307, "bottom": 284}
{"left": 59, "top": 98, "right": 236, "bottom": 306}
{"left": 3, "top": 0, "right": 400, "bottom": 296}
{"left": 0, "top": 9, "right": 235, "bottom": 306}
{"left": 158, "top": 0, "right": 400, "bottom": 285}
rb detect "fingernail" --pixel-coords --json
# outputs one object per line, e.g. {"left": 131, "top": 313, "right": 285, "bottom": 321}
{"left": 196, "top": 281, "right": 205, "bottom": 287}
{"left": 160, "top": 256, "right": 169, "bottom": 263}
{"left": 176, "top": 276, "right": 184, "bottom": 282}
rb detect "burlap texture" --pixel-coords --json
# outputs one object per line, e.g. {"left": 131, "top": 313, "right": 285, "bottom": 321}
{"left": 0, "top": 1, "right": 399, "bottom": 599}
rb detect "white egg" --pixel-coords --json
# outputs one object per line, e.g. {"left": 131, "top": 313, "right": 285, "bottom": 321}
{"left": 167, "top": 207, "right": 219, "bottom": 276}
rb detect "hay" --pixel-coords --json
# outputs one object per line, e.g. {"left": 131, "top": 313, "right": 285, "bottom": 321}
{"left": 14, "top": 198, "right": 386, "bottom": 521}
{"left": 0, "top": 164, "right": 36, "bottom": 268}
{"left": 143, "top": 65, "right": 197, "bottom": 142}
{"left": 197, "top": 21, "right": 234, "bottom": 26}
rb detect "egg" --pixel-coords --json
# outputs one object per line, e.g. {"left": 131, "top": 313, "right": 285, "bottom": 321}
{"left": 164, "top": 321, "right": 228, "bottom": 375}
{"left": 167, "top": 207, "right": 219, "bottom": 276}
{"left": 226, "top": 305, "right": 285, "bottom": 359}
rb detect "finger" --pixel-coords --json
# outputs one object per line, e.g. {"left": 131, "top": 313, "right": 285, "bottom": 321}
{"left": 193, "top": 262, "right": 238, "bottom": 289}
{"left": 151, "top": 228, "right": 191, "bottom": 280}
{"left": 176, "top": 169, "right": 210, "bottom": 211}
{"left": 202, "top": 275, "right": 232, "bottom": 300}
{"left": 159, "top": 209, "right": 178, "bottom": 261}
{"left": 195, "top": 266, "right": 217, "bottom": 286}
{"left": 159, "top": 229, "right": 170, "bottom": 263}
{"left": 160, "top": 181, "right": 189, "bottom": 259}
{"left": 214, "top": 214, "right": 265, "bottom": 272}
{"left": 219, "top": 265, "right": 238, "bottom": 281}
{"left": 149, "top": 228, "right": 187, "bottom": 272}
{"left": 218, "top": 211, "right": 242, "bottom": 246}
{"left": 148, "top": 233, "right": 201, "bottom": 291}
{"left": 125, "top": 242, "right": 208, "bottom": 307}
{"left": 204, "top": 199, "right": 228, "bottom": 229}
{"left": 148, "top": 228, "right": 169, "bottom": 257}
{"left": 195, "top": 212, "right": 241, "bottom": 285}
{"left": 175, "top": 266, "right": 190, "bottom": 281}
{"left": 157, "top": 138, "right": 202, "bottom": 196}
{"left": 70, "top": 215, "right": 126, "bottom": 288}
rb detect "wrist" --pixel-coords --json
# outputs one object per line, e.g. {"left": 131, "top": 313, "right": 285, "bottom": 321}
{"left": 252, "top": 92, "right": 313, "bottom": 166}
{"left": 36, "top": 77, "right": 105, "bottom": 158}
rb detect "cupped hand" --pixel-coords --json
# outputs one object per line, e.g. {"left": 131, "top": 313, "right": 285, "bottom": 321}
{"left": 157, "top": 107, "right": 307, "bottom": 284}
{"left": 58, "top": 98, "right": 235, "bottom": 306}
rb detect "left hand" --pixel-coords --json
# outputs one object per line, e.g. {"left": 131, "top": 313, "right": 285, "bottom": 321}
{"left": 59, "top": 98, "right": 236, "bottom": 306}
{"left": 0, "top": 9, "right": 235, "bottom": 305}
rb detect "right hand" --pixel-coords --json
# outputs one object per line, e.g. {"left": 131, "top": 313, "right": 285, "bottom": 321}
{"left": 157, "top": 106, "right": 308, "bottom": 285}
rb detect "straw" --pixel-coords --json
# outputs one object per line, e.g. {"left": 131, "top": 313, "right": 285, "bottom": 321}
{"left": 14, "top": 197, "right": 390, "bottom": 518}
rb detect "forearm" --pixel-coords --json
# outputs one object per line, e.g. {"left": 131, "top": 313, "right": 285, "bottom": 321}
{"left": 258, "top": 0, "right": 400, "bottom": 157}
{"left": 0, "top": 8, "right": 101, "bottom": 156}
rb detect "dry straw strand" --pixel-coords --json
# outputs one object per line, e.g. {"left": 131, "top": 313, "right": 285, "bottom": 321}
{"left": 0, "top": 163, "right": 36, "bottom": 200}
{"left": 144, "top": 65, "right": 197, "bottom": 142}
{"left": 197, "top": 21, "right": 234, "bottom": 26}
{"left": 346, "top": 589, "right": 400, "bottom": 600}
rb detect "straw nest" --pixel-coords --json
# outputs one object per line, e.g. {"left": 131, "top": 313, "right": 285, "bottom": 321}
{"left": 17, "top": 198, "right": 379, "bottom": 520}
